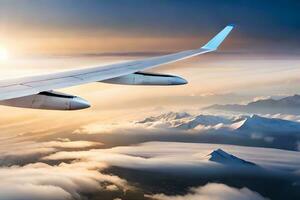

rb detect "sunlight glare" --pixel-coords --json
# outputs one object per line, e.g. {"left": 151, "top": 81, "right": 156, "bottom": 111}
{"left": 0, "top": 47, "right": 9, "bottom": 61}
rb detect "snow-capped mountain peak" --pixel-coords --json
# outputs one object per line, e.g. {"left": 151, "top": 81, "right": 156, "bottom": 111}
{"left": 207, "top": 148, "right": 256, "bottom": 166}
{"left": 136, "top": 111, "right": 191, "bottom": 124}
{"left": 176, "top": 114, "right": 232, "bottom": 130}
{"left": 237, "top": 114, "right": 300, "bottom": 134}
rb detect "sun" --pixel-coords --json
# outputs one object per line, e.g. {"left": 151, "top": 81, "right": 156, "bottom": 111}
{"left": 0, "top": 47, "right": 9, "bottom": 61}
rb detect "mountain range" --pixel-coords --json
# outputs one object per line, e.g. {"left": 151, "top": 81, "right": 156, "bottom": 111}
{"left": 204, "top": 94, "right": 300, "bottom": 114}
{"left": 136, "top": 112, "right": 232, "bottom": 130}
{"left": 176, "top": 114, "right": 232, "bottom": 130}
{"left": 137, "top": 111, "right": 191, "bottom": 124}
{"left": 137, "top": 111, "right": 300, "bottom": 135}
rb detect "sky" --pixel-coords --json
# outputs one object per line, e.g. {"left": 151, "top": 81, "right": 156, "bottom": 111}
{"left": 0, "top": 0, "right": 300, "bottom": 55}
{"left": 0, "top": 1, "right": 300, "bottom": 200}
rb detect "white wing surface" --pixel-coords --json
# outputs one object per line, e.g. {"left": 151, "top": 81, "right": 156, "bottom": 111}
{"left": 0, "top": 25, "right": 234, "bottom": 101}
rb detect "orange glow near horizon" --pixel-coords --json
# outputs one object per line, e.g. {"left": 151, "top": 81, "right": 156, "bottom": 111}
{"left": 0, "top": 25, "right": 241, "bottom": 56}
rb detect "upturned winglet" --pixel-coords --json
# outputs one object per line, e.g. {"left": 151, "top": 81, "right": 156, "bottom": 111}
{"left": 201, "top": 24, "right": 235, "bottom": 50}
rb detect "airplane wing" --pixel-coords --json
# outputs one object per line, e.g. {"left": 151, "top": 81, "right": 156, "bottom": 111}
{"left": 0, "top": 25, "right": 234, "bottom": 101}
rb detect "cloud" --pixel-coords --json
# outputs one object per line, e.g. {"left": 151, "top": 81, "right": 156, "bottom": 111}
{"left": 0, "top": 162, "right": 128, "bottom": 200}
{"left": 44, "top": 142, "right": 300, "bottom": 173}
{"left": 1, "top": 110, "right": 300, "bottom": 199}
{"left": 42, "top": 140, "right": 103, "bottom": 149}
{"left": 0, "top": 183, "right": 71, "bottom": 200}
{"left": 0, "top": 138, "right": 298, "bottom": 200}
{"left": 149, "top": 183, "right": 268, "bottom": 200}
{"left": 262, "top": 113, "right": 300, "bottom": 122}
{"left": 0, "top": 140, "right": 103, "bottom": 166}
{"left": 41, "top": 141, "right": 300, "bottom": 200}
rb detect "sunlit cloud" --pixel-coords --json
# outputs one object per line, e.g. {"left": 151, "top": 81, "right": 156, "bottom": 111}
{"left": 149, "top": 183, "right": 267, "bottom": 200}
{"left": 0, "top": 162, "right": 128, "bottom": 200}
{"left": 43, "top": 142, "right": 300, "bottom": 173}
{"left": 0, "top": 140, "right": 102, "bottom": 166}
{"left": 0, "top": 136, "right": 298, "bottom": 200}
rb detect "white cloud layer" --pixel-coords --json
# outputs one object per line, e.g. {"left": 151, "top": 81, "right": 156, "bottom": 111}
{"left": 44, "top": 142, "right": 300, "bottom": 173}
{"left": 149, "top": 183, "right": 268, "bottom": 200}
{"left": 0, "top": 162, "right": 127, "bottom": 200}
{"left": 1, "top": 111, "right": 299, "bottom": 200}
{"left": 0, "top": 139, "right": 298, "bottom": 200}
{"left": 0, "top": 140, "right": 102, "bottom": 166}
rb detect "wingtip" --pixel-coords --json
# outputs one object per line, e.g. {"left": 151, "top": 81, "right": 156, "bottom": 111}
{"left": 228, "top": 23, "right": 235, "bottom": 27}
{"left": 201, "top": 24, "right": 235, "bottom": 50}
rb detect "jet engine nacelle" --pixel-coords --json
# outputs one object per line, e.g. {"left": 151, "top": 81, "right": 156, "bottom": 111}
{"left": 101, "top": 72, "right": 188, "bottom": 86}
{"left": 0, "top": 91, "right": 90, "bottom": 110}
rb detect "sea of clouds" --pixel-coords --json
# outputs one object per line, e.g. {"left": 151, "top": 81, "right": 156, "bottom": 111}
{"left": 1, "top": 109, "right": 300, "bottom": 200}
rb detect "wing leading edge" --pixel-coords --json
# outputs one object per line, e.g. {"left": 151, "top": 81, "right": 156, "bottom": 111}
{"left": 0, "top": 25, "right": 234, "bottom": 101}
